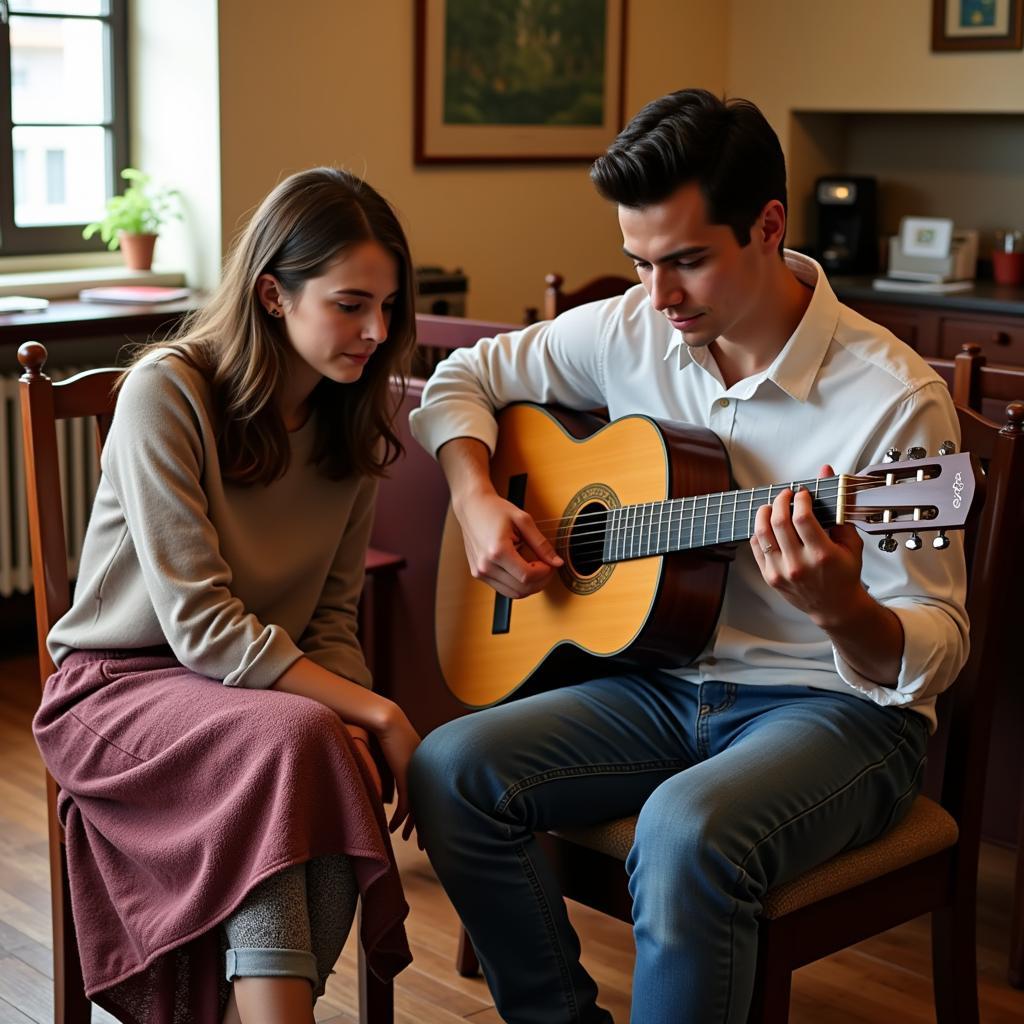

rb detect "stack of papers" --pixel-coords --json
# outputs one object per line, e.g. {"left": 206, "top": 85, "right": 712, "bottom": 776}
{"left": 0, "top": 295, "right": 50, "bottom": 313}
{"left": 872, "top": 278, "right": 974, "bottom": 295}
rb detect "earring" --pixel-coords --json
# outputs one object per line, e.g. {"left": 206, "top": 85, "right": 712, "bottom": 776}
{"left": 268, "top": 307, "right": 282, "bottom": 318}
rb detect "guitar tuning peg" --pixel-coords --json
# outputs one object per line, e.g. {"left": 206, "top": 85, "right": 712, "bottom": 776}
{"left": 932, "top": 530, "right": 950, "bottom": 550}
{"left": 878, "top": 533, "right": 899, "bottom": 553}
{"left": 938, "top": 440, "right": 956, "bottom": 456}
{"left": 905, "top": 532, "right": 923, "bottom": 550}
{"left": 906, "top": 446, "right": 926, "bottom": 460}
{"left": 883, "top": 447, "right": 901, "bottom": 464}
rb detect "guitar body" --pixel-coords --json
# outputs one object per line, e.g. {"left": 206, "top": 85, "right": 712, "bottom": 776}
{"left": 436, "top": 404, "right": 732, "bottom": 708}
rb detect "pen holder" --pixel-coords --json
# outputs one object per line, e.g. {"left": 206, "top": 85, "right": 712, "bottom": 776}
{"left": 992, "top": 250, "right": 1024, "bottom": 287}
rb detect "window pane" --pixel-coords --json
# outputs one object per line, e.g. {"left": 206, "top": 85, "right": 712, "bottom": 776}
{"left": 10, "top": 15, "right": 107, "bottom": 124}
{"left": 13, "top": 125, "right": 108, "bottom": 226}
{"left": 9, "top": 2, "right": 107, "bottom": 15}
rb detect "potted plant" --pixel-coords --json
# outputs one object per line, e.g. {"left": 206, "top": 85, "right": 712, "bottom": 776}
{"left": 83, "top": 168, "right": 181, "bottom": 271}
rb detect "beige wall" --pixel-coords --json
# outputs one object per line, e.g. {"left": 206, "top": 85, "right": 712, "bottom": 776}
{"left": 132, "top": 0, "right": 221, "bottom": 288}
{"left": 217, "top": 1, "right": 729, "bottom": 323}
{"left": 728, "top": 0, "right": 1024, "bottom": 246}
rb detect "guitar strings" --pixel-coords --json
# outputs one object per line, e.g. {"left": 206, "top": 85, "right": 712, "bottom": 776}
{"left": 524, "top": 475, "right": 934, "bottom": 555}
{"left": 544, "top": 506, "right": 938, "bottom": 559}
{"left": 524, "top": 475, "right": 886, "bottom": 530}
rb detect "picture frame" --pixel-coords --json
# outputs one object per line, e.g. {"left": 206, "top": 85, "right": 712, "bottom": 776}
{"left": 414, "top": 0, "right": 628, "bottom": 164}
{"left": 931, "top": 0, "right": 1023, "bottom": 51}
{"left": 900, "top": 216, "right": 954, "bottom": 259}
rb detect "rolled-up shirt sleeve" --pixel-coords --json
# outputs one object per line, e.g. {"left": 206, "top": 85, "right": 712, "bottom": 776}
{"left": 833, "top": 380, "right": 970, "bottom": 708}
{"left": 102, "top": 360, "right": 303, "bottom": 688}
{"left": 410, "top": 298, "right": 617, "bottom": 458}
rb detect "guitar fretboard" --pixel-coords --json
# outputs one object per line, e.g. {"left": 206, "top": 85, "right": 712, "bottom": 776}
{"left": 602, "top": 477, "right": 842, "bottom": 562}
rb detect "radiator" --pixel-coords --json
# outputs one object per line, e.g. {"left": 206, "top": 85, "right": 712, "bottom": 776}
{"left": 1, "top": 368, "right": 103, "bottom": 598}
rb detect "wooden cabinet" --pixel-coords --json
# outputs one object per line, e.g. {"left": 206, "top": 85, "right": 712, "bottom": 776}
{"left": 937, "top": 315, "right": 1024, "bottom": 362}
{"left": 838, "top": 282, "right": 1024, "bottom": 367}
{"left": 847, "top": 301, "right": 923, "bottom": 348}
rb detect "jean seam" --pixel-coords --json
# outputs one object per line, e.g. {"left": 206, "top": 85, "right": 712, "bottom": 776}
{"left": 721, "top": 713, "right": 918, "bottom": 1023}
{"left": 513, "top": 842, "right": 581, "bottom": 1021}
{"left": 495, "top": 760, "right": 690, "bottom": 816}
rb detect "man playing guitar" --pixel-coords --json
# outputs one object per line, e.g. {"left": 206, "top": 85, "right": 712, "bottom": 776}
{"left": 408, "top": 89, "right": 968, "bottom": 1024}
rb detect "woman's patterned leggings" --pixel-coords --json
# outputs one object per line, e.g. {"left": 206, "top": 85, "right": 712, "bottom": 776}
{"left": 223, "top": 854, "right": 358, "bottom": 1002}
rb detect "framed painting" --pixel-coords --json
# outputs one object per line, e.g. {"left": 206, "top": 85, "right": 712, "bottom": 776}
{"left": 414, "top": 0, "right": 628, "bottom": 164}
{"left": 931, "top": 0, "right": 1023, "bottom": 50}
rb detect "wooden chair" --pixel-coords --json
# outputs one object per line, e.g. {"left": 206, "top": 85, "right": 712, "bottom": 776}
{"left": 17, "top": 340, "right": 401, "bottom": 1024}
{"left": 937, "top": 344, "right": 1024, "bottom": 990}
{"left": 524, "top": 272, "right": 635, "bottom": 324}
{"left": 381, "top": 315, "right": 520, "bottom": 978}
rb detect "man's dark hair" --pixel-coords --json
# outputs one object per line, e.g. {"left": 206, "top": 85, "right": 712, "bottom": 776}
{"left": 590, "top": 89, "right": 787, "bottom": 251}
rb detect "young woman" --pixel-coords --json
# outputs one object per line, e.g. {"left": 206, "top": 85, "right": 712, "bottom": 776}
{"left": 33, "top": 167, "right": 422, "bottom": 1024}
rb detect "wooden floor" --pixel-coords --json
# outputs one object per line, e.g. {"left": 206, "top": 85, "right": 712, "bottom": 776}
{"left": 2, "top": 648, "right": 1023, "bottom": 1023}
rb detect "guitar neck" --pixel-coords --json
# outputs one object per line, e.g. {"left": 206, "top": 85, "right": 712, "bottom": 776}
{"left": 602, "top": 475, "right": 843, "bottom": 562}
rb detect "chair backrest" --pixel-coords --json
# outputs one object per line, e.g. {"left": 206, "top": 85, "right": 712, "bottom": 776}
{"left": 529, "top": 272, "right": 634, "bottom": 324}
{"left": 18, "top": 340, "right": 121, "bottom": 688}
{"left": 375, "top": 315, "right": 520, "bottom": 734}
{"left": 948, "top": 342, "right": 1024, "bottom": 422}
{"left": 940, "top": 401, "right": 1024, "bottom": 851}
{"left": 413, "top": 313, "right": 519, "bottom": 378}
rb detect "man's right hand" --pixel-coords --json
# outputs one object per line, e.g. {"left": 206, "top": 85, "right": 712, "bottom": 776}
{"left": 453, "top": 490, "right": 564, "bottom": 599}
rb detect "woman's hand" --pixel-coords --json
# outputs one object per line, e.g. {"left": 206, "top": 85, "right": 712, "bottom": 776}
{"left": 346, "top": 724, "right": 382, "bottom": 799}
{"left": 373, "top": 703, "right": 422, "bottom": 841}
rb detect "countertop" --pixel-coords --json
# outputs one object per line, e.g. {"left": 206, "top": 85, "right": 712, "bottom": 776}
{"left": 831, "top": 276, "right": 1024, "bottom": 318}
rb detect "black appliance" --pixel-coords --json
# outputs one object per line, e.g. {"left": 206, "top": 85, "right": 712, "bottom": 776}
{"left": 814, "top": 176, "right": 878, "bottom": 275}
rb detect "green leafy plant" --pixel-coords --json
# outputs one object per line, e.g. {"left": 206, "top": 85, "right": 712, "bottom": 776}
{"left": 83, "top": 168, "right": 181, "bottom": 250}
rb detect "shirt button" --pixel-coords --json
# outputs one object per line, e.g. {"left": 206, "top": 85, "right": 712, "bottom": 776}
{"left": 718, "top": 398, "right": 730, "bottom": 408}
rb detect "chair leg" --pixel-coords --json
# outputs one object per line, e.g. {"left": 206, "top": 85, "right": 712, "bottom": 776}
{"left": 455, "top": 926, "right": 480, "bottom": 978}
{"left": 747, "top": 922, "right": 793, "bottom": 1024}
{"left": 932, "top": 902, "right": 980, "bottom": 1024}
{"left": 52, "top": 833, "right": 90, "bottom": 1024}
{"left": 1009, "top": 806, "right": 1024, "bottom": 988}
{"left": 358, "top": 937, "right": 393, "bottom": 1024}
{"left": 747, "top": 965, "right": 792, "bottom": 1023}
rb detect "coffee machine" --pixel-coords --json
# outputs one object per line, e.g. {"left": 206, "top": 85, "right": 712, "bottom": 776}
{"left": 815, "top": 176, "right": 878, "bottom": 275}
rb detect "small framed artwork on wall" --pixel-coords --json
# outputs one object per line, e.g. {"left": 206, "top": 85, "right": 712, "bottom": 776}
{"left": 414, "top": 0, "right": 628, "bottom": 164}
{"left": 931, "top": 0, "right": 1023, "bottom": 51}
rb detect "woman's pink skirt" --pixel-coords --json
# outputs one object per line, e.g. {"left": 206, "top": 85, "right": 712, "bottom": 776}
{"left": 33, "top": 649, "right": 411, "bottom": 1024}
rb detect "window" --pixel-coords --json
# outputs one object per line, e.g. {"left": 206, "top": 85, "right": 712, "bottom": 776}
{"left": 0, "top": 0, "right": 128, "bottom": 255}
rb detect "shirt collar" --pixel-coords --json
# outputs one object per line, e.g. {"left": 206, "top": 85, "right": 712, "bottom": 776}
{"left": 662, "top": 250, "right": 841, "bottom": 403}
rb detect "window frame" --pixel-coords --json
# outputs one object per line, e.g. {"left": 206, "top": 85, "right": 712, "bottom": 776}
{"left": 0, "top": 0, "right": 129, "bottom": 256}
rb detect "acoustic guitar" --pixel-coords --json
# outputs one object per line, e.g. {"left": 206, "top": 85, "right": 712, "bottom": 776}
{"left": 435, "top": 403, "right": 979, "bottom": 709}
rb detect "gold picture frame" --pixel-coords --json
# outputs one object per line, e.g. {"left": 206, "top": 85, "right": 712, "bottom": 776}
{"left": 414, "top": 0, "right": 628, "bottom": 164}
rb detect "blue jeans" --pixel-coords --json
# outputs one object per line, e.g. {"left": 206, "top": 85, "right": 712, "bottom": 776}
{"left": 408, "top": 674, "right": 928, "bottom": 1024}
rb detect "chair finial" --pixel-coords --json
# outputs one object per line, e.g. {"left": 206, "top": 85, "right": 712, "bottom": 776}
{"left": 18, "top": 341, "right": 49, "bottom": 379}
{"left": 1002, "top": 400, "right": 1024, "bottom": 436}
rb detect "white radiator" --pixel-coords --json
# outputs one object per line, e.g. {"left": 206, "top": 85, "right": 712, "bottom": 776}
{"left": 0, "top": 368, "right": 103, "bottom": 598}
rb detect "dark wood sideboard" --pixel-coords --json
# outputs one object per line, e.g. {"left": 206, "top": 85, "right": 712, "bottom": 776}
{"left": 832, "top": 277, "right": 1024, "bottom": 366}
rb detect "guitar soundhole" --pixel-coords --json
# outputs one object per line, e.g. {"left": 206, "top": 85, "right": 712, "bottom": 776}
{"left": 557, "top": 484, "right": 619, "bottom": 596}
{"left": 567, "top": 501, "right": 608, "bottom": 578}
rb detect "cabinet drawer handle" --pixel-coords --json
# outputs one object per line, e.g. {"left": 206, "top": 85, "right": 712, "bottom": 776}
{"left": 992, "top": 331, "right": 1011, "bottom": 347}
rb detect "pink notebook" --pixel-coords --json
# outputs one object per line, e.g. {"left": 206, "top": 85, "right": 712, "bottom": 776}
{"left": 78, "top": 286, "right": 191, "bottom": 304}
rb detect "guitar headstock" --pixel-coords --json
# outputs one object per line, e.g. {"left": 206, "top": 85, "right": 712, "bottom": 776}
{"left": 846, "top": 445, "right": 980, "bottom": 552}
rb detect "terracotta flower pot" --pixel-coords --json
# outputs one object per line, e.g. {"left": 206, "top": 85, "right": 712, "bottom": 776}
{"left": 119, "top": 232, "right": 158, "bottom": 271}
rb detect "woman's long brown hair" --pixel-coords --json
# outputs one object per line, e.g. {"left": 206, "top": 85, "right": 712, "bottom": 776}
{"left": 129, "top": 167, "right": 416, "bottom": 485}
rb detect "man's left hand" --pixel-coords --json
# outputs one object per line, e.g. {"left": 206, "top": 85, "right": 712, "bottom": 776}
{"left": 750, "top": 464, "right": 866, "bottom": 630}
